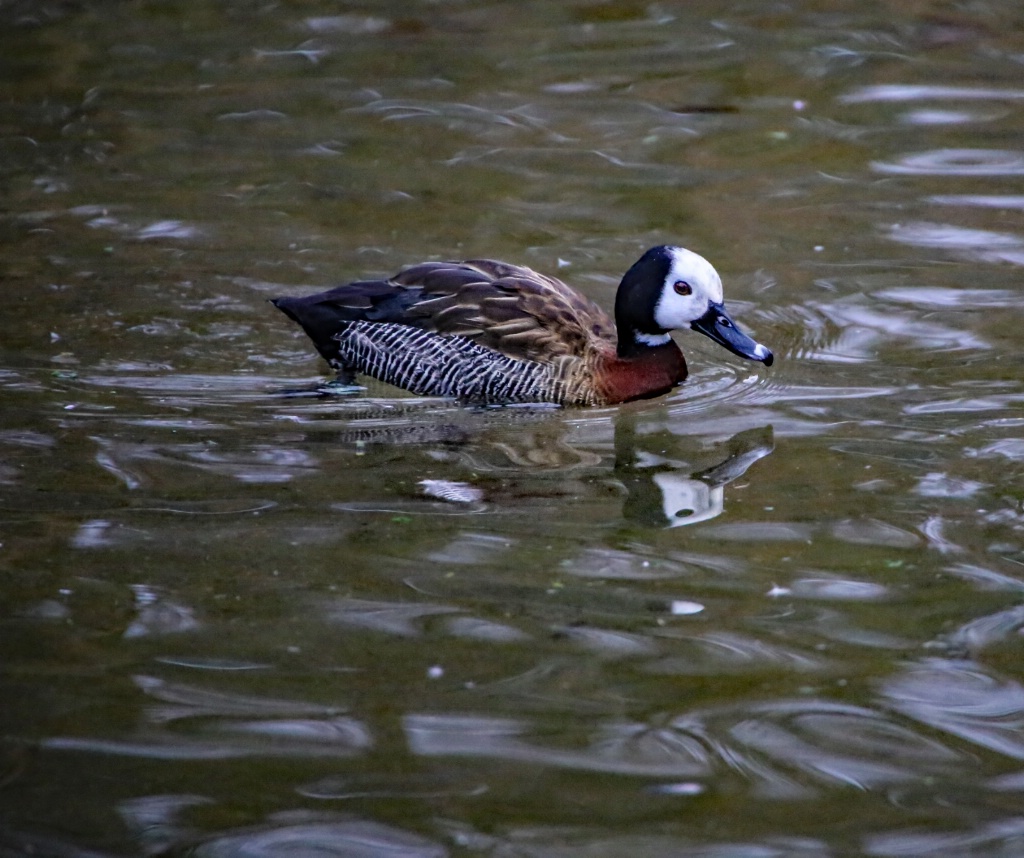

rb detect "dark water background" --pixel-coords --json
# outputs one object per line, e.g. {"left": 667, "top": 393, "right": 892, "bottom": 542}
{"left": 3, "top": 1, "right": 1024, "bottom": 855}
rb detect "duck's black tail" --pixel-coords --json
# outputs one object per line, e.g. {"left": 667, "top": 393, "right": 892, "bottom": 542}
{"left": 271, "top": 281, "right": 423, "bottom": 370}
{"left": 271, "top": 294, "right": 346, "bottom": 368}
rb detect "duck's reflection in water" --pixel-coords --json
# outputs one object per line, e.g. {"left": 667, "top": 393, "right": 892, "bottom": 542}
{"left": 78, "top": 394, "right": 773, "bottom": 532}
{"left": 295, "top": 402, "right": 774, "bottom": 529}
{"left": 614, "top": 419, "right": 774, "bottom": 528}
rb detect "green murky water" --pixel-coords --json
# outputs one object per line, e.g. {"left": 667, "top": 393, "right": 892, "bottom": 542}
{"left": 3, "top": 2, "right": 1024, "bottom": 855}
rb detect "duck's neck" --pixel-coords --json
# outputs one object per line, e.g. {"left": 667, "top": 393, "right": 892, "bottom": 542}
{"left": 617, "top": 328, "right": 672, "bottom": 359}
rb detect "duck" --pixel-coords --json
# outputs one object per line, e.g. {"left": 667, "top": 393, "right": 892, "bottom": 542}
{"left": 270, "top": 245, "right": 773, "bottom": 407}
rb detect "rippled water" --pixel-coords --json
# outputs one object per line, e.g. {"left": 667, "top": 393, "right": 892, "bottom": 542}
{"left": 3, "top": 2, "right": 1024, "bottom": 855}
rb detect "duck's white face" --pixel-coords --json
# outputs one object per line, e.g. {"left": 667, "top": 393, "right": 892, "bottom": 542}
{"left": 635, "top": 245, "right": 773, "bottom": 365}
{"left": 652, "top": 247, "right": 724, "bottom": 330}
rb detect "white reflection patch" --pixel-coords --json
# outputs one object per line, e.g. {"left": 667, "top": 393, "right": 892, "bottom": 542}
{"left": 841, "top": 84, "right": 1024, "bottom": 103}
{"left": 874, "top": 148, "right": 1024, "bottom": 176}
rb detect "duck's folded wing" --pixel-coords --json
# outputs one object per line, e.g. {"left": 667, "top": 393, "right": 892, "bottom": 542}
{"left": 392, "top": 259, "right": 617, "bottom": 362}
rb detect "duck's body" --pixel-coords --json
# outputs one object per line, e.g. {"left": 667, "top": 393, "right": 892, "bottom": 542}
{"left": 271, "top": 246, "right": 772, "bottom": 406}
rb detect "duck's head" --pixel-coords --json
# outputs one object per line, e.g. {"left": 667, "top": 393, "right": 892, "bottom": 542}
{"left": 614, "top": 245, "right": 773, "bottom": 366}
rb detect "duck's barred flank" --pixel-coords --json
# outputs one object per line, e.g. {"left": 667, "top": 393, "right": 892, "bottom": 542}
{"left": 331, "top": 321, "right": 598, "bottom": 406}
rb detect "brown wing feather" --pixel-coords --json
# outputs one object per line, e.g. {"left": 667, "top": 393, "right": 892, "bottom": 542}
{"left": 390, "top": 259, "right": 616, "bottom": 362}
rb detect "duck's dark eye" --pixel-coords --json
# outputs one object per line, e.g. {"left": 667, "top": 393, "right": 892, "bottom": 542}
{"left": 673, "top": 280, "right": 692, "bottom": 296}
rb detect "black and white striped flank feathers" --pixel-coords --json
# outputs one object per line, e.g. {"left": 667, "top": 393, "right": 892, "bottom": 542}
{"left": 331, "top": 321, "right": 593, "bottom": 405}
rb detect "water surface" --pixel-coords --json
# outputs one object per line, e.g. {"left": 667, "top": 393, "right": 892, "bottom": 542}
{"left": 2, "top": 2, "right": 1024, "bottom": 855}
